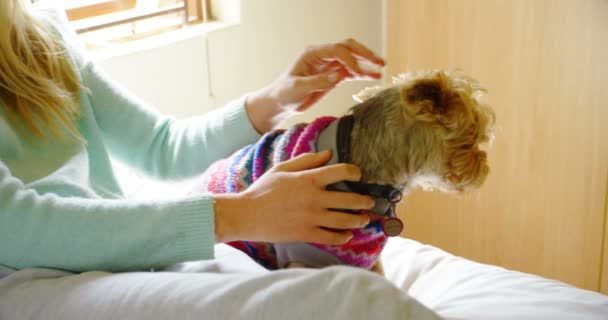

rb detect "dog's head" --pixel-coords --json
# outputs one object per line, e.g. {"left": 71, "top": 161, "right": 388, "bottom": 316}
{"left": 349, "top": 70, "right": 495, "bottom": 193}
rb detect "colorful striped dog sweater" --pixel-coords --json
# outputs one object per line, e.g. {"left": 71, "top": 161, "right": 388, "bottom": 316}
{"left": 201, "top": 116, "right": 387, "bottom": 270}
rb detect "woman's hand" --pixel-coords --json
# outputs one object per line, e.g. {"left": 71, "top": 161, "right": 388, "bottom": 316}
{"left": 214, "top": 150, "right": 374, "bottom": 245}
{"left": 246, "top": 39, "right": 386, "bottom": 133}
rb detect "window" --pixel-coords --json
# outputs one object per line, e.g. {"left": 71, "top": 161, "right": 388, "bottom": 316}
{"left": 64, "top": 0, "right": 209, "bottom": 47}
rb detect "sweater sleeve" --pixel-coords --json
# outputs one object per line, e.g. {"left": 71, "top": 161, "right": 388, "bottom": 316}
{"left": 83, "top": 62, "right": 262, "bottom": 180}
{"left": 0, "top": 161, "right": 216, "bottom": 272}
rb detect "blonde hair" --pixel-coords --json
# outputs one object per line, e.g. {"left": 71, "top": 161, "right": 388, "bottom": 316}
{"left": 0, "top": 0, "right": 82, "bottom": 140}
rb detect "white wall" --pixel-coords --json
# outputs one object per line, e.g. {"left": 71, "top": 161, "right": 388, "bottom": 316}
{"left": 96, "top": 0, "right": 383, "bottom": 127}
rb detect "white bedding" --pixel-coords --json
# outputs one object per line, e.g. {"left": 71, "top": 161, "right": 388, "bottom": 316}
{"left": 1, "top": 237, "right": 607, "bottom": 320}
{"left": 379, "top": 238, "right": 608, "bottom": 320}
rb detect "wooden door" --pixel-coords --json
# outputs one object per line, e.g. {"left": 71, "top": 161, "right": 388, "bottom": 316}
{"left": 386, "top": 0, "right": 608, "bottom": 292}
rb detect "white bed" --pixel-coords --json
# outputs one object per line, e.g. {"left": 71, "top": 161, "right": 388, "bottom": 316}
{"left": 196, "top": 238, "right": 608, "bottom": 319}
{"left": 378, "top": 238, "right": 608, "bottom": 319}
{"left": 1, "top": 237, "right": 607, "bottom": 319}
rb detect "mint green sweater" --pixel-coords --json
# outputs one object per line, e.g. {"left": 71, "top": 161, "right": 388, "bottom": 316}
{"left": 0, "top": 11, "right": 261, "bottom": 273}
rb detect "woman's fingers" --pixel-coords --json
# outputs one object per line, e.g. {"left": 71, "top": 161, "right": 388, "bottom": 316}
{"left": 273, "top": 151, "right": 332, "bottom": 172}
{"left": 326, "top": 45, "right": 366, "bottom": 76}
{"left": 291, "top": 64, "right": 351, "bottom": 111}
{"left": 316, "top": 209, "right": 371, "bottom": 230}
{"left": 307, "top": 163, "right": 362, "bottom": 186}
{"left": 294, "top": 70, "right": 342, "bottom": 94}
{"left": 309, "top": 228, "right": 354, "bottom": 245}
{"left": 315, "top": 44, "right": 367, "bottom": 78}
{"left": 261, "top": 39, "right": 385, "bottom": 114}
{"left": 319, "top": 191, "right": 375, "bottom": 211}
{"left": 310, "top": 40, "right": 384, "bottom": 79}
{"left": 341, "top": 38, "right": 386, "bottom": 66}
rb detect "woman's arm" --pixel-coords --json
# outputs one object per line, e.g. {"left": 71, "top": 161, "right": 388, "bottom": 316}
{"left": 72, "top": 24, "right": 383, "bottom": 180}
{"left": 0, "top": 152, "right": 374, "bottom": 272}
{"left": 0, "top": 161, "right": 215, "bottom": 272}
{"left": 83, "top": 62, "right": 261, "bottom": 180}
{"left": 37, "top": 9, "right": 259, "bottom": 180}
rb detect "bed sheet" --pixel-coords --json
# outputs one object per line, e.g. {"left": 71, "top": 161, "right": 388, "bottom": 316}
{"left": 0, "top": 247, "right": 439, "bottom": 320}
{"left": 379, "top": 237, "right": 608, "bottom": 320}
{"left": 2, "top": 238, "right": 606, "bottom": 319}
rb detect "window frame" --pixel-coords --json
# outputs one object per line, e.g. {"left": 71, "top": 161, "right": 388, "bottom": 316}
{"left": 65, "top": 0, "right": 208, "bottom": 34}
{"left": 66, "top": 0, "right": 137, "bottom": 21}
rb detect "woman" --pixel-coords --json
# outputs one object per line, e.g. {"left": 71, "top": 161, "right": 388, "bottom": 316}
{"left": 0, "top": 1, "right": 439, "bottom": 319}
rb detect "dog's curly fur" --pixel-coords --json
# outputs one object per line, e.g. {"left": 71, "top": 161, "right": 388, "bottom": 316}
{"left": 349, "top": 70, "right": 495, "bottom": 195}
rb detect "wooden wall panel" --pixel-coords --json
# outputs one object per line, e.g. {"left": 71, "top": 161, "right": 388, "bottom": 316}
{"left": 602, "top": 176, "right": 608, "bottom": 294}
{"left": 386, "top": 0, "right": 608, "bottom": 291}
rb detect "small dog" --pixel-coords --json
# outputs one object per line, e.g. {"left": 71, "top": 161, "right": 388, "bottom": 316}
{"left": 201, "top": 70, "right": 495, "bottom": 274}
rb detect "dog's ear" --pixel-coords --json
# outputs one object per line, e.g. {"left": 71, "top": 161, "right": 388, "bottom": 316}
{"left": 400, "top": 78, "right": 454, "bottom": 120}
{"left": 352, "top": 85, "right": 384, "bottom": 103}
